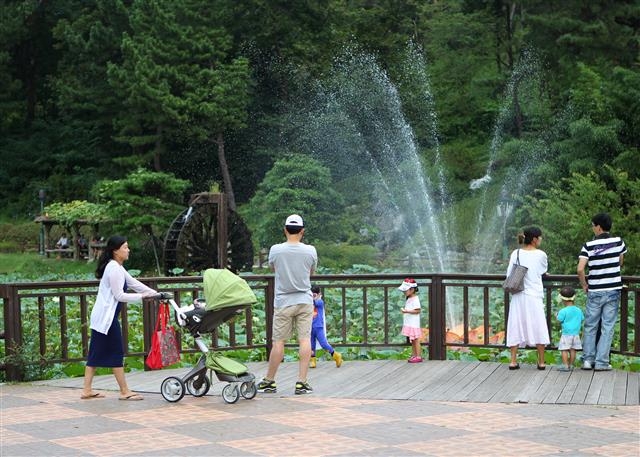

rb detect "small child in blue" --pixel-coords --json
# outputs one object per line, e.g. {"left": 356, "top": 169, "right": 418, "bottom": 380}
{"left": 557, "top": 286, "right": 584, "bottom": 371}
{"left": 310, "top": 285, "right": 343, "bottom": 368}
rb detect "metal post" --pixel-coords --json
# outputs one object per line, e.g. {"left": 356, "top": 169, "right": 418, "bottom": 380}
{"left": 38, "top": 189, "right": 45, "bottom": 255}
{"left": 428, "top": 275, "right": 446, "bottom": 360}
{"left": 265, "top": 276, "right": 275, "bottom": 359}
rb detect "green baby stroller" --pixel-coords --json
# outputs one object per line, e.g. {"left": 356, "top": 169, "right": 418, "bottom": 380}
{"left": 160, "top": 268, "right": 258, "bottom": 404}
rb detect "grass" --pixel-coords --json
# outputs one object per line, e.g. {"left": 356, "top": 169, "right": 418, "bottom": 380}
{"left": 0, "top": 252, "right": 96, "bottom": 280}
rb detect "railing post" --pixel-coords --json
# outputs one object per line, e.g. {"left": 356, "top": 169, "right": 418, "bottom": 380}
{"left": 142, "top": 279, "right": 160, "bottom": 371}
{"left": 265, "top": 276, "right": 275, "bottom": 359}
{"left": 620, "top": 286, "right": 628, "bottom": 353}
{"left": 1, "top": 284, "right": 24, "bottom": 381}
{"left": 428, "top": 274, "right": 446, "bottom": 360}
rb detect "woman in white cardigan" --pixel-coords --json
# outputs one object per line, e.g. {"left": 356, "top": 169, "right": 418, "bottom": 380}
{"left": 81, "top": 235, "right": 157, "bottom": 400}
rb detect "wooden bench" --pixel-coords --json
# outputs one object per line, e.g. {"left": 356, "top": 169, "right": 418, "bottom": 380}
{"left": 45, "top": 248, "right": 73, "bottom": 258}
{"left": 88, "top": 242, "right": 106, "bottom": 261}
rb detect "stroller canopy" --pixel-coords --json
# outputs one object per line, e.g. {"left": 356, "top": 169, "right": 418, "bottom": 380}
{"left": 203, "top": 268, "right": 257, "bottom": 311}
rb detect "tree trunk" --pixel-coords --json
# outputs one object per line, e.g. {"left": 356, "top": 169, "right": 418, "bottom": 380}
{"left": 214, "top": 132, "right": 236, "bottom": 211}
{"left": 143, "top": 224, "right": 162, "bottom": 276}
{"left": 513, "top": 85, "right": 523, "bottom": 138}
{"left": 21, "top": 11, "right": 39, "bottom": 126}
{"left": 153, "top": 126, "right": 164, "bottom": 171}
{"left": 505, "top": 2, "right": 516, "bottom": 71}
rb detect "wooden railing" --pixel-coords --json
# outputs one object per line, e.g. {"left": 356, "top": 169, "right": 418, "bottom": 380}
{"left": 1, "top": 273, "right": 638, "bottom": 381}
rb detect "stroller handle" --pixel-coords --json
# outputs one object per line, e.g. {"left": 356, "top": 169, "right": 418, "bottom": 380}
{"left": 148, "top": 292, "right": 174, "bottom": 300}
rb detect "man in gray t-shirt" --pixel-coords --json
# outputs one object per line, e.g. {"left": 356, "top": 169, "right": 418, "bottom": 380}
{"left": 257, "top": 214, "right": 318, "bottom": 395}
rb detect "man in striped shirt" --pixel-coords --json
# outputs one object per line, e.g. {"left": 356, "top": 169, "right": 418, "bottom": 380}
{"left": 577, "top": 213, "right": 627, "bottom": 371}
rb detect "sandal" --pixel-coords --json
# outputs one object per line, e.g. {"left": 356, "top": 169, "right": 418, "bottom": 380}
{"left": 119, "top": 393, "right": 144, "bottom": 401}
{"left": 81, "top": 392, "right": 105, "bottom": 400}
{"left": 508, "top": 363, "right": 520, "bottom": 370}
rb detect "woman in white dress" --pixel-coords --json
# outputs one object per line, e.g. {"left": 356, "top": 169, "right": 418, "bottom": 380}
{"left": 506, "top": 226, "right": 550, "bottom": 370}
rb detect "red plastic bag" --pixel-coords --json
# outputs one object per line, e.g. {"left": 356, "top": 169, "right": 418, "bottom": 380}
{"left": 146, "top": 302, "right": 180, "bottom": 370}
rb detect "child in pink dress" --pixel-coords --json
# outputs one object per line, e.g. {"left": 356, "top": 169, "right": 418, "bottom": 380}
{"left": 399, "top": 278, "right": 423, "bottom": 363}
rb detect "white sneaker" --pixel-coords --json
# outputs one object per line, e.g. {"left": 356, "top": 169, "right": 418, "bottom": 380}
{"left": 594, "top": 364, "right": 613, "bottom": 371}
{"left": 581, "top": 360, "right": 593, "bottom": 370}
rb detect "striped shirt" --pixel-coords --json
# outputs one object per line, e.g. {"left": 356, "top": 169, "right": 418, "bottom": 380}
{"left": 579, "top": 234, "right": 627, "bottom": 291}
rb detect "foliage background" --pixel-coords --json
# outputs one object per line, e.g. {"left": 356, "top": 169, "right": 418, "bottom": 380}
{"left": 0, "top": 0, "right": 638, "bottom": 274}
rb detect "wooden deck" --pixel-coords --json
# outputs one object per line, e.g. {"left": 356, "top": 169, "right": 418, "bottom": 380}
{"left": 35, "top": 360, "right": 640, "bottom": 406}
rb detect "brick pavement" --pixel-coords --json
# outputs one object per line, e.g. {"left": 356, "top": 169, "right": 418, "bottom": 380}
{"left": 1, "top": 382, "right": 639, "bottom": 456}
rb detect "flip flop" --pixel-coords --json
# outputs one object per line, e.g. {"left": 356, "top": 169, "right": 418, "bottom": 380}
{"left": 119, "top": 393, "right": 143, "bottom": 401}
{"left": 81, "top": 392, "right": 105, "bottom": 399}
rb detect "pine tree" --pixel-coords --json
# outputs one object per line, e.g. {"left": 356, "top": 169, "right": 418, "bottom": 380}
{"left": 107, "top": 0, "right": 250, "bottom": 209}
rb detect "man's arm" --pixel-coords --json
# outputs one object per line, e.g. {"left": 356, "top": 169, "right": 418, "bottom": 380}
{"left": 268, "top": 246, "right": 275, "bottom": 272}
{"left": 577, "top": 257, "right": 588, "bottom": 292}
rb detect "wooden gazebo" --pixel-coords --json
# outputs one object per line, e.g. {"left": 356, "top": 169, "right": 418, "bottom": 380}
{"left": 34, "top": 216, "right": 102, "bottom": 260}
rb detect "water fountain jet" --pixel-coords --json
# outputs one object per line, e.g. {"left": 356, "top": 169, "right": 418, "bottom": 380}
{"left": 284, "top": 45, "right": 545, "bottom": 329}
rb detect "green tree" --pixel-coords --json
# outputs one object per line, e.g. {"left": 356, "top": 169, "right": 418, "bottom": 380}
{"left": 240, "top": 154, "right": 344, "bottom": 250}
{"left": 50, "top": 0, "right": 130, "bottom": 166}
{"left": 0, "top": 1, "right": 30, "bottom": 132}
{"left": 0, "top": 1, "right": 61, "bottom": 127}
{"left": 533, "top": 60, "right": 635, "bottom": 189}
{"left": 601, "top": 65, "right": 640, "bottom": 177}
{"left": 524, "top": 0, "right": 639, "bottom": 101}
{"left": 227, "top": 0, "right": 346, "bottom": 77}
{"left": 0, "top": 1, "right": 75, "bottom": 217}
{"left": 107, "top": 0, "right": 251, "bottom": 210}
{"left": 519, "top": 166, "right": 639, "bottom": 275}
{"left": 92, "top": 169, "right": 191, "bottom": 273}
{"left": 415, "top": 1, "right": 507, "bottom": 142}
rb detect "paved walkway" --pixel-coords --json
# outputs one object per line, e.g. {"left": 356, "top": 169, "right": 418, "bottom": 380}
{"left": 2, "top": 361, "right": 639, "bottom": 456}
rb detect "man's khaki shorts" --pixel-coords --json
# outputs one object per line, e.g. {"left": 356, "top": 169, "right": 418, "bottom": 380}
{"left": 272, "top": 303, "right": 313, "bottom": 341}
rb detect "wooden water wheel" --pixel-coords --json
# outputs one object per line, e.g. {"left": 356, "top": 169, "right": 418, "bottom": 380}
{"left": 163, "top": 193, "right": 254, "bottom": 274}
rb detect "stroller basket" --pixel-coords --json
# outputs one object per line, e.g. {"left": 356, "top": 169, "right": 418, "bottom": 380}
{"left": 206, "top": 352, "right": 248, "bottom": 376}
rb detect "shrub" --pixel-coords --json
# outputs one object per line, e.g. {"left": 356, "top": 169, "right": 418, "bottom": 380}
{"left": 0, "top": 221, "right": 40, "bottom": 252}
{"left": 315, "top": 242, "right": 379, "bottom": 270}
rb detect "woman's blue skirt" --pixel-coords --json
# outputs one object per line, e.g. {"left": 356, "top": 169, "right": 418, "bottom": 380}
{"left": 87, "top": 302, "right": 124, "bottom": 368}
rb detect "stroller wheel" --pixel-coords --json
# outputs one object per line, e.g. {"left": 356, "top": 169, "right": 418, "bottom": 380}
{"left": 240, "top": 381, "right": 257, "bottom": 400}
{"left": 161, "top": 376, "right": 185, "bottom": 402}
{"left": 186, "top": 375, "right": 211, "bottom": 397}
{"left": 221, "top": 384, "right": 240, "bottom": 404}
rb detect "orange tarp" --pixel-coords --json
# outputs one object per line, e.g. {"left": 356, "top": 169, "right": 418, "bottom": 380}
{"left": 420, "top": 325, "right": 505, "bottom": 345}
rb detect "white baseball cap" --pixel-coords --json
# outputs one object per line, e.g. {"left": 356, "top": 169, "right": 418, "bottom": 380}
{"left": 285, "top": 214, "right": 304, "bottom": 228}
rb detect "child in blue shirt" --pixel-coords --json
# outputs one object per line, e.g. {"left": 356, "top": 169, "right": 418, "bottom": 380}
{"left": 310, "top": 285, "right": 342, "bottom": 368}
{"left": 556, "top": 286, "right": 584, "bottom": 371}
